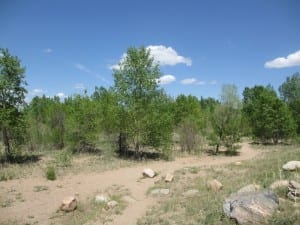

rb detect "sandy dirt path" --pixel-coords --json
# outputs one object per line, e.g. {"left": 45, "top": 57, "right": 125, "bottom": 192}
{"left": 0, "top": 142, "right": 259, "bottom": 225}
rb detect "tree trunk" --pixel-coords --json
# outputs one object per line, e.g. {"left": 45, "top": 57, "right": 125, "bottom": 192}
{"left": 2, "top": 127, "right": 11, "bottom": 156}
{"left": 215, "top": 144, "right": 219, "bottom": 155}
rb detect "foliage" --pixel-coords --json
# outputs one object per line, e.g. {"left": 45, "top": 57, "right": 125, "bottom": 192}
{"left": 45, "top": 166, "right": 56, "bottom": 180}
{"left": 65, "top": 94, "right": 101, "bottom": 153}
{"left": 243, "top": 85, "right": 296, "bottom": 144}
{"left": 208, "top": 85, "right": 242, "bottom": 153}
{"left": 112, "top": 46, "right": 174, "bottom": 157}
{"left": 177, "top": 117, "right": 200, "bottom": 152}
{"left": 279, "top": 72, "right": 300, "bottom": 134}
{"left": 0, "top": 48, "right": 27, "bottom": 159}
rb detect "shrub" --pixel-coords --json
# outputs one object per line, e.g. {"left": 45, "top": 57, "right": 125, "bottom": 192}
{"left": 46, "top": 166, "right": 56, "bottom": 180}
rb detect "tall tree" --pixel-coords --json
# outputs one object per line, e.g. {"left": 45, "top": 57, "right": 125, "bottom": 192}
{"left": 112, "top": 46, "right": 173, "bottom": 157}
{"left": 209, "top": 84, "right": 242, "bottom": 153}
{"left": 243, "top": 85, "right": 295, "bottom": 143}
{"left": 0, "top": 48, "right": 27, "bottom": 157}
{"left": 279, "top": 72, "right": 300, "bottom": 134}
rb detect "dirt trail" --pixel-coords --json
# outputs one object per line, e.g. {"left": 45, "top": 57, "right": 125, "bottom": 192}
{"left": 0, "top": 142, "right": 259, "bottom": 225}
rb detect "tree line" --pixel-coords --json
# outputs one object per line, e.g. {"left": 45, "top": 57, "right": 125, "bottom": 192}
{"left": 1, "top": 47, "right": 299, "bottom": 161}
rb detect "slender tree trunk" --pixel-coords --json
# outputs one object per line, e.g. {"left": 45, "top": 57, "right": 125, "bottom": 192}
{"left": 2, "top": 127, "right": 11, "bottom": 156}
{"left": 215, "top": 144, "right": 219, "bottom": 155}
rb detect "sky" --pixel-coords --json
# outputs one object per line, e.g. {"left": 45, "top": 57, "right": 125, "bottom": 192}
{"left": 0, "top": 0, "right": 300, "bottom": 101}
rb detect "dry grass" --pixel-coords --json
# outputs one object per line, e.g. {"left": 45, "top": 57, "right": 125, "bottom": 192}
{"left": 138, "top": 144, "right": 300, "bottom": 225}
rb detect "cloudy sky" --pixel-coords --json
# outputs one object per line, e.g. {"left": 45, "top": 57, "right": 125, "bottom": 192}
{"left": 0, "top": 0, "right": 299, "bottom": 101}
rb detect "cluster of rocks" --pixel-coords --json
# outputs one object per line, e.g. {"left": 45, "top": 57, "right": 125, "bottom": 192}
{"left": 287, "top": 180, "right": 300, "bottom": 201}
{"left": 95, "top": 194, "right": 119, "bottom": 210}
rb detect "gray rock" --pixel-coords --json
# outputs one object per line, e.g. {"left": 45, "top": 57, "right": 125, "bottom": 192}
{"left": 143, "top": 168, "right": 156, "bottom": 178}
{"left": 237, "top": 184, "right": 261, "bottom": 193}
{"left": 223, "top": 191, "right": 279, "bottom": 225}
{"left": 60, "top": 196, "right": 77, "bottom": 212}
{"left": 150, "top": 188, "right": 169, "bottom": 196}
{"left": 182, "top": 189, "right": 199, "bottom": 197}
{"left": 282, "top": 161, "right": 300, "bottom": 171}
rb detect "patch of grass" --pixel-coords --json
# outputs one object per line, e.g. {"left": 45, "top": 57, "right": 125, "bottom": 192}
{"left": 138, "top": 144, "right": 300, "bottom": 225}
{"left": 45, "top": 166, "right": 56, "bottom": 181}
{"left": 33, "top": 185, "right": 49, "bottom": 192}
{"left": 54, "top": 150, "right": 72, "bottom": 167}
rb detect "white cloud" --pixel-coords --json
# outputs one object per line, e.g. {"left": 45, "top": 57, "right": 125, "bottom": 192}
{"left": 43, "top": 48, "right": 53, "bottom": 53}
{"left": 74, "top": 83, "right": 85, "bottom": 90}
{"left": 265, "top": 50, "right": 300, "bottom": 68}
{"left": 157, "top": 74, "right": 176, "bottom": 85}
{"left": 147, "top": 45, "right": 192, "bottom": 66}
{"left": 181, "top": 78, "right": 197, "bottom": 85}
{"left": 181, "top": 78, "right": 207, "bottom": 85}
{"left": 110, "top": 45, "right": 192, "bottom": 70}
{"left": 56, "top": 92, "right": 67, "bottom": 98}
{"left": 33, "top": 88, "right": 45, "bottom": 93}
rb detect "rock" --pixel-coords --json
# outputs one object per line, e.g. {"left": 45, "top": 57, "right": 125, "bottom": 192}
{"left": 95, "top": 195, "right": 109, "bottom": 203}
{"left": 165, "top": 173, "right": 174, "bottom": 182}
{"left": 237, "top": 184, "right": 261, "bottom": 193}
{"left": 207, "top": 179, "right": 223, "bottom": 191}
{"left": 270, "top": 180, "right": 289, "bottom": 190}
{"left": 182, "top": 189, "right": 199, "bottom": 197}
{"left": 287, "top": 180, "right": 300, "bottom": 201}
{"left": 282, "top": 161, "right": 300, "bottom": 171}
{"left": 107, "top": 200, "right": 118, "bottom": 209}
{"left": 60, "top": 196, "right": 77, "bottom": 212}
{"left": 143, "top": 168, "right": 156, "bottom": 178}
{"left": 235, "top": 161, "right": 242, "bottom": 166}
{"left": 150, "top": 188, "right": 170, "bottom": 196}
{"left": 223, "top": 191, "right": 279, "bottom": 225}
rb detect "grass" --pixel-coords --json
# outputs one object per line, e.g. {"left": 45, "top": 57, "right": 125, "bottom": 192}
{"left": 45, "top": 166, "right": 56, "bottom": 180}
{"left": 49, "top": 185, "right": 129, "bottom": 225}
{"left": 138, "top": 144, "right": 300, "bottom": 225}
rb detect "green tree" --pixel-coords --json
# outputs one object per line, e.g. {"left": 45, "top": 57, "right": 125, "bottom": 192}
{"left": 0, "top": 48, "right": 27, "bottom": 158}
{"left": 243, "top": 85, "right": 295, "bottom": 144}
{"left": 279, "top": 72, "right": 300, "bottom": 134}
{"left": 112, "top": 46, "right": 173, "bottom": 157}
{"left": 209, "top": 84, "right": 242, "bottom": 154}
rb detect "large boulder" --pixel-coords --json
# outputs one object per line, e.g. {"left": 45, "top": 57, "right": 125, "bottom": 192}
{"left": 282, "top": 161, "right": 300, "bottom": 171}
{"left": 223, "top": 191, "right": 279, "bottom": 225}
{"left": 143, "top": 168, "right": 156, "bottom": 178}
{"left": 60, "top": 196, "right": 77, "bottom": 212}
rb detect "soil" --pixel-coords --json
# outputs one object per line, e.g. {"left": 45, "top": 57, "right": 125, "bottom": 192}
{"left": 0, "top": 142, "right": 260, "bottom": 225}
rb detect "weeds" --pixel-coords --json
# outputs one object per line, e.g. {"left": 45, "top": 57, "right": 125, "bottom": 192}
{"left": 45, "top": 166, "right": 56, "bottom": 180}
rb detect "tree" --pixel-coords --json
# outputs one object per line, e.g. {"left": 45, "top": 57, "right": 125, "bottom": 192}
{"left": 112, "top": 46, "right": 173, "bottom": 157}
{"left": 0, "top": 48, "right": 27, "bottom": 158}
{"left": 279, "top": 73, "right": 300, "bottom": 134}
{"left": 209, "top": 84, "right": 242, "bottom": 154}
{"left": 243, "top": 85, "right": 295, "bottom": 144}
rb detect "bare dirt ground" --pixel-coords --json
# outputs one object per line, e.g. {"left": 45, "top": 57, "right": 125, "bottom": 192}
{"left": 0, "top": 143, "right": 260, "bottom": 225}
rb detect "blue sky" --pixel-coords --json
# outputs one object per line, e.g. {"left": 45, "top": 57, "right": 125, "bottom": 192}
{"left": 1, "top": 0, "right": 300, "bottom": 101}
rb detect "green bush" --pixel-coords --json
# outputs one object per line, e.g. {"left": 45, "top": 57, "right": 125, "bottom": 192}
{"left": 55, "top": 150, "right": 72, "bottom": 167}
{"left": 46, "top": 166, "right": 56, "bottom": 180}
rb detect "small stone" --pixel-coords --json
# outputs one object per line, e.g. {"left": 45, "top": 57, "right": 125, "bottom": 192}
{"left": 182, "top": 189, "right": 199, "bottom": 197}
{"left": 60, "top": 196, "right": 77, "bottom": 212}
{"left": 95, "top": 195, "right": 109, "bottom": 203}
{"left": 270, "top": 180, "right": 289, "bottom": 190}
{"left": 234, "top": 161, "right": 242, "bottom": 166}
{"left": 143, "top": 168, "right": 156, "bottom": 178}
{"left": 165, "top": 173, "right": 174, "bottom": 182}
{"left": 207, "top": 179, "right": 223, "bottom": 191}
{"left": 107, "top": 200, "right": 118, "bottom": 209}
{"left": 282, "top": 161, "right": 300, "bottom": 171}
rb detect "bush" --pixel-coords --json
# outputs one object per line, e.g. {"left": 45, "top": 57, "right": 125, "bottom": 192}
{"left": 46, "top": 166, "right": 56, "bottom": 180}
{"left": 55, "top": 150, "right": 72, "bottom": 167}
